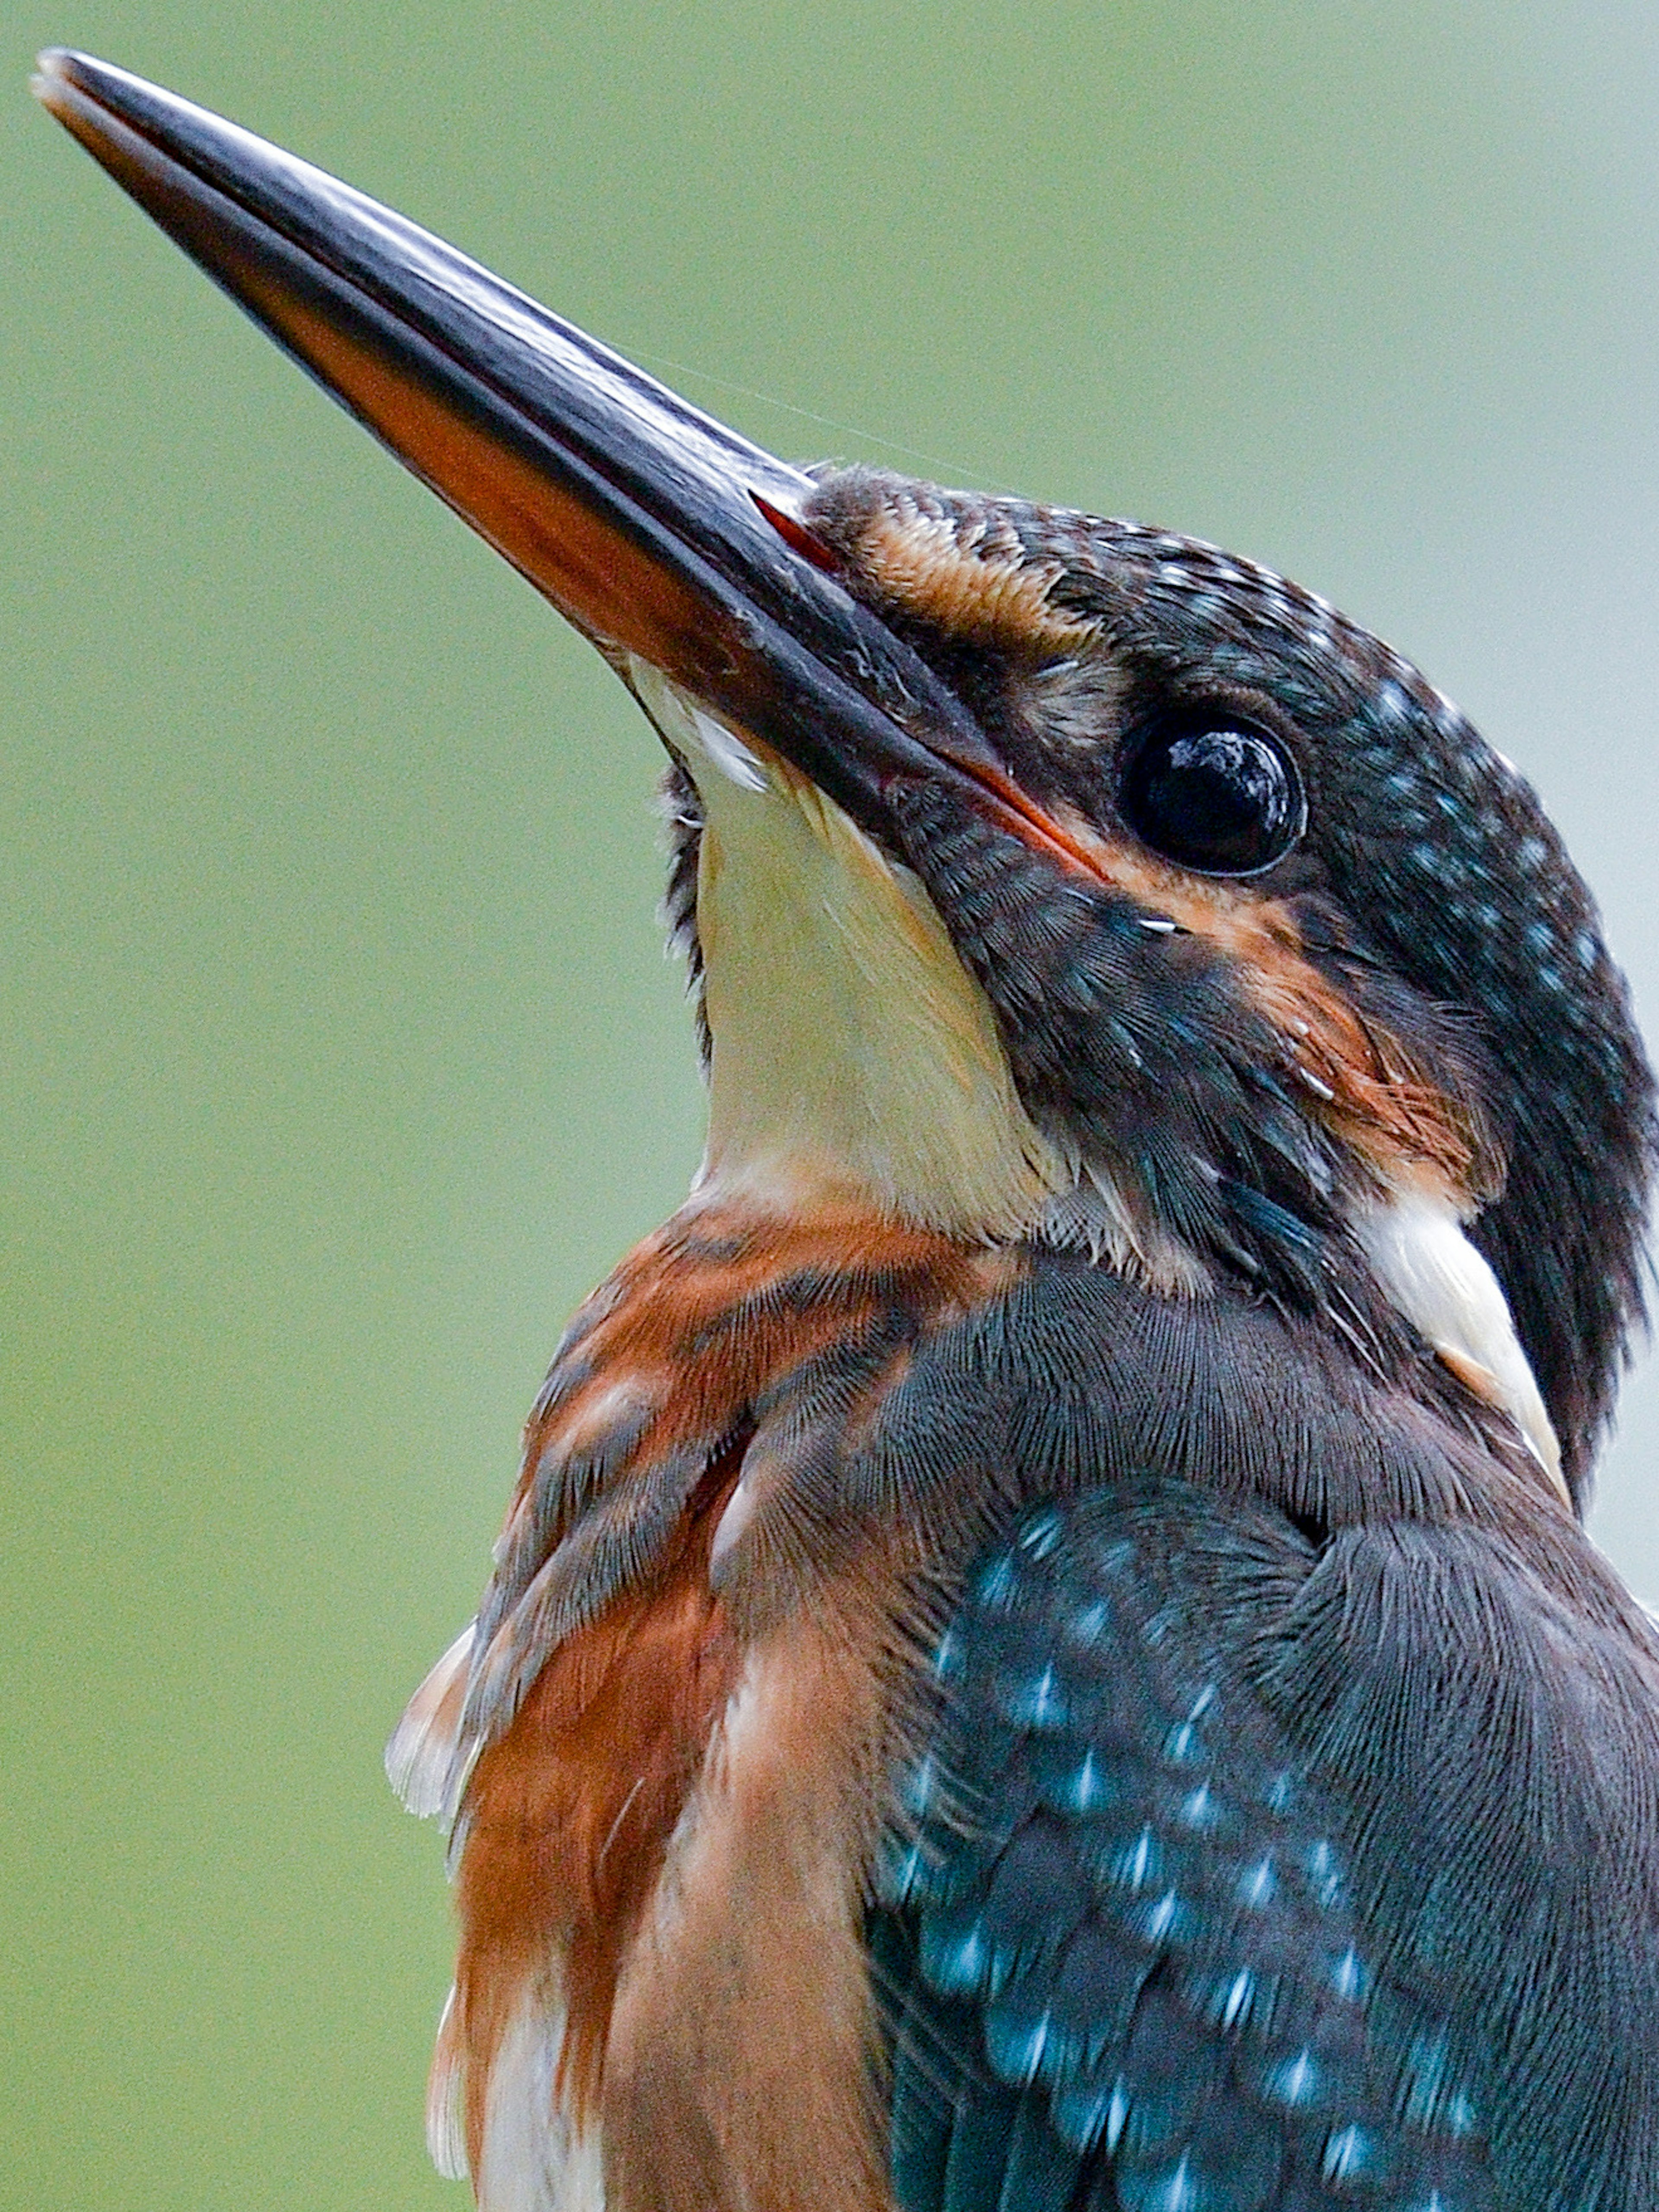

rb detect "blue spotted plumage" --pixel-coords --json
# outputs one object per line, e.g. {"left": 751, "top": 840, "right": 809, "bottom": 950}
{"left": 875, "top": 1483, "right": 1501, "bottom": 2211}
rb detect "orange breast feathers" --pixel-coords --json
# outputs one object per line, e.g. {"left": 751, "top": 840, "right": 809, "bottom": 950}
{"left": 388, "top": 1200, "right": 1020, "bottom": 2211}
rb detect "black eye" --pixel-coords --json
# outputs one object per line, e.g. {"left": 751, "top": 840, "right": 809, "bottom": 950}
{"left": 1116, "top": 714, "right": 1306, "bottom": 876}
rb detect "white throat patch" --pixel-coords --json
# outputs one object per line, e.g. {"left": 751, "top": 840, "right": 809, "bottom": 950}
{"left": 629, "top": 660, "right": 1066, "bottom": 1238}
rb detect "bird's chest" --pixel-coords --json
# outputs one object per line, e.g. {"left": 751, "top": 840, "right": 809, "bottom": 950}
{"left": 407, "top": 1205, "right": 1019, "bottom": 2212}
{"left": 462, "top": 1615, "right": 899, "bottom": 2212}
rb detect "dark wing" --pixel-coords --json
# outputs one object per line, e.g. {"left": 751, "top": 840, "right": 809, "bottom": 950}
{"left": 873, "top": 1468, "right": 1659, "bottom": 2212}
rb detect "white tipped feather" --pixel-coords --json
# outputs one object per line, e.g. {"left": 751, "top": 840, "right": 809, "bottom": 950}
{"left": 474, "top": 1989, "right": 604, "bottom": 2212}
{"left": 1357, "top": 1188, "right": 1564, "bottom": 1495}
{"left": 386, "top": 1621, "right": 476, "bottom": 1819}
{"left": 426, "top": 1984, "right": 470, "bottom": 2181}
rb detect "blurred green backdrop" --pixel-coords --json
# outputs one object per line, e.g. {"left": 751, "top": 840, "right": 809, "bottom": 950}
{"left": 7, "top": 4, "right": 1659, "bottom": 2206}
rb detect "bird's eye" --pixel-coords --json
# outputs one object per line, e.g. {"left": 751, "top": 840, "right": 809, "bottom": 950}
{"left": 1116, "top": 714, "right": 1306, "bottom": 876}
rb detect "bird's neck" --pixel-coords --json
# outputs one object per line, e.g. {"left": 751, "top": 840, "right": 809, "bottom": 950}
{"left": 639, "top": 660, "right": 1064, "bottom": 1239}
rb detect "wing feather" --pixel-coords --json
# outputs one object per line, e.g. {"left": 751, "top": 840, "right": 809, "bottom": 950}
{"left": 876, "top": 1481, "right": 1527, "bottom": 2211}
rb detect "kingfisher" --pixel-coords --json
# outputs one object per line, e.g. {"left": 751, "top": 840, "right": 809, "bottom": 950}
{"left": 39, "top": 49, "right": 1659, "bottom": 2212}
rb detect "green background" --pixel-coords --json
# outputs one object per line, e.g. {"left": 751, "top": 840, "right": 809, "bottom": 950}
{"left": 6, "top": 4, "right": 1659, "bottom": 2206}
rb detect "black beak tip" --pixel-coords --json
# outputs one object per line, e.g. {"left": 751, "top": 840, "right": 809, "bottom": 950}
{"left": 32, "top": 46, "right": 83, "bottom": 108}
{"left": 32, "top": 48, "right": 130, "bottom": 146}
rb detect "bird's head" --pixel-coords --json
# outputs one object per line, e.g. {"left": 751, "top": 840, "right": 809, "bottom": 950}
{"left": 40, "top": 51, "right": 1655, "bottom": 1503}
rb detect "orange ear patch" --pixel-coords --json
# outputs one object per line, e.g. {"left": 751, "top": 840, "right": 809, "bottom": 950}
{"left": 981, "top": 793, "right": 1498, "bottom": 1208}
{"left": 1246, "top": 950, "right": 1497, "bottom": 1203}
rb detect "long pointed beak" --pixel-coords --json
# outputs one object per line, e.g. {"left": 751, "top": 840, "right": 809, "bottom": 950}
{"left": 34, "top": 50, "right": 996, "bottom": 836}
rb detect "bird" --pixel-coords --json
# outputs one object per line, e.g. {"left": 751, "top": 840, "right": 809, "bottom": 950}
{"left": 37, "top": 47, "right": 1659, "bottom": 2212}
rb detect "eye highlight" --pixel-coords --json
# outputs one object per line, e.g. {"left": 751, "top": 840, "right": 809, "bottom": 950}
{"left": 1116, "top": 713, "right": 1306, "bottom": 877}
